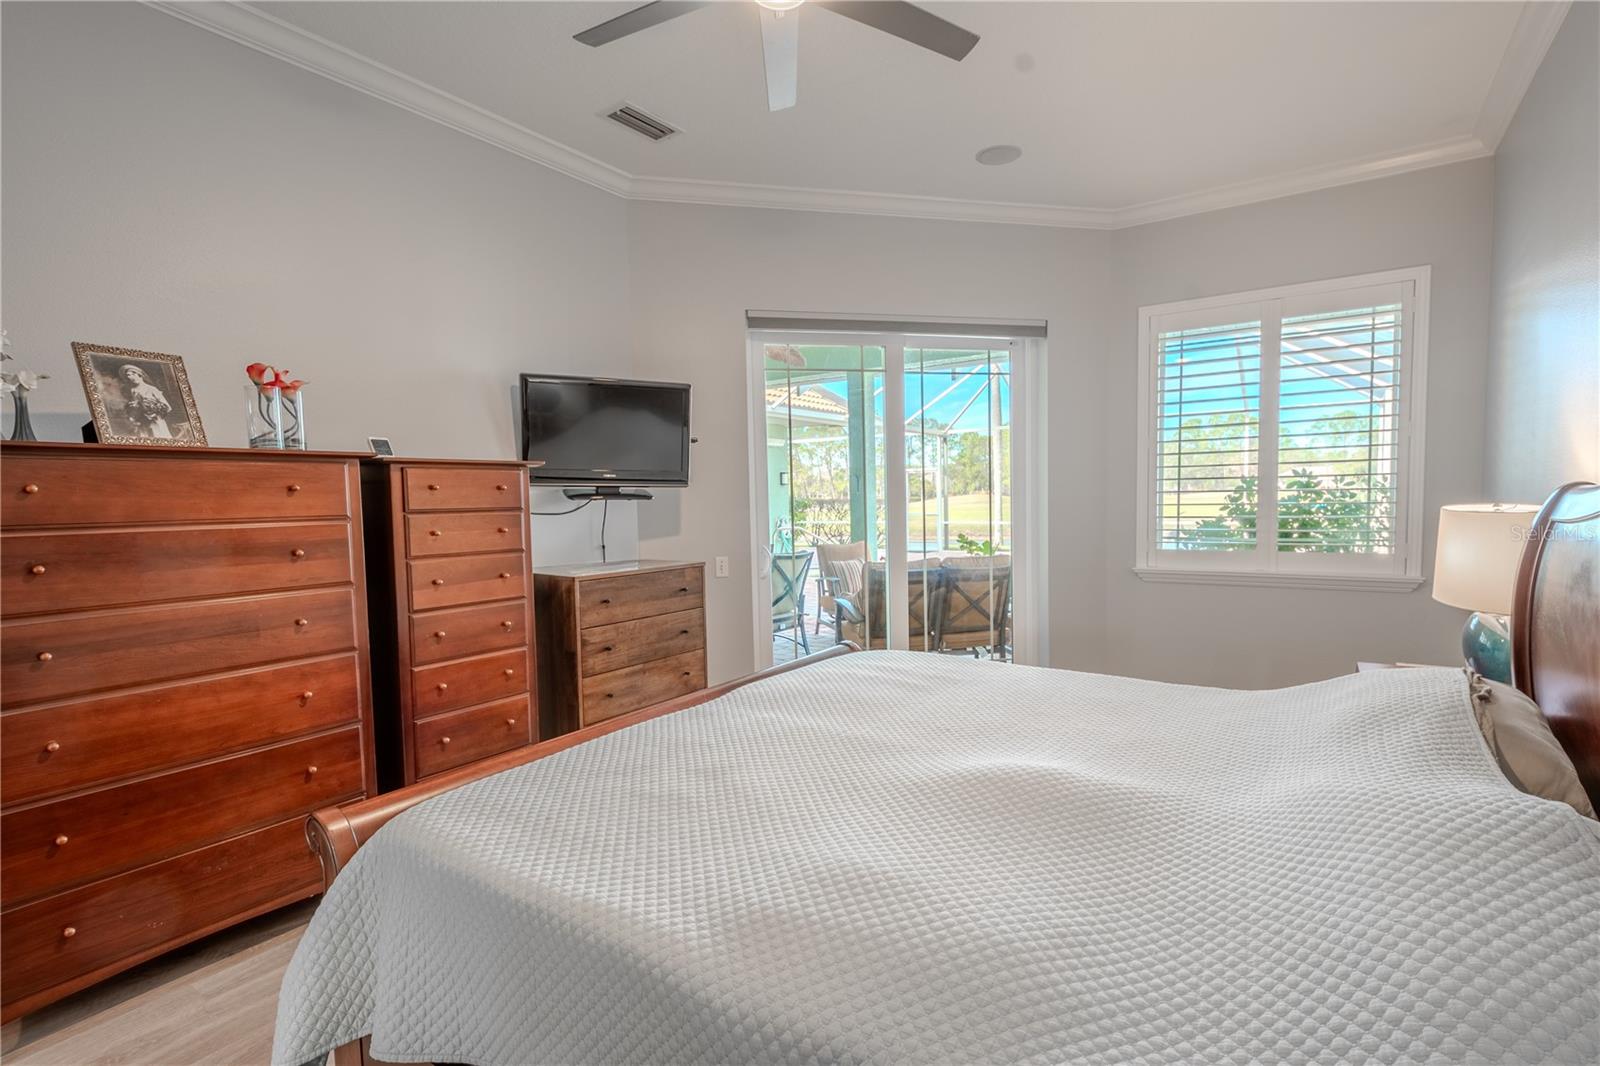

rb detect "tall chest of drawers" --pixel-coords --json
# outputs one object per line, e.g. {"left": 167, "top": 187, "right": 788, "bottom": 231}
{"left": 360, "top": 459, "right": 540, "bottom": 789}
{"left": 0, "top": 442, "right": 376, "bottom": 1022}
{"left": 535, "top": 561, "right": 708, "bottom": 735}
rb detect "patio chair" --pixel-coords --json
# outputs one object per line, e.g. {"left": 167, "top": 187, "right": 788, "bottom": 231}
{"left": 933, "top": 555, "right": 1012, "bottom": 659}
{"left": 834, "top": 560, "right": 938, "bottom": 651}
{"left": 771, "top": 550, "right": 814, "bottom": 654}
{"left": 813, "top": 540, "right": 867, "bottom": 635}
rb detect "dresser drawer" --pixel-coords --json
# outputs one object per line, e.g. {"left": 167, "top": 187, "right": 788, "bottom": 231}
{"left": 405, "top": 511, "right": 525, "bottom": 559}
{"left": 1, "top": 818, "right": 316, "bottom": 1009}
{"left": 1, "top": 588, "right": 358, "bottom": 707}
{"left": 2, "top": 455, "right": 350, "bottom": 528}
{"left": 413, "top": 695, "right": 532, "bottom": 780}
{"left": 402, "top": 466, "right": 521, "bottom": 512}
{"left": 411, "top": 649, "right": 528, "bottom": 718}
{"left": 581, "top": 650, "right": 706, "bottom": 726}
{"left": 2, "top": 727, "right": 363, "bottom": 907}
{"left": 580, "top": 608, "right": 705, "bottom": 677}
{"left": 2, "top": 655, "right": 362, "bottom": 805}
{"left": 410, "top": 602, "right": 528, "bottom": 666}
{"left": 409, "top": 553, "right": 527, "bottom": 611}
{"left": 1, "top": 522, "right": 352, "bottom": 616}
{"left": 578, "top": 566, "right": 704, "bottom": 628}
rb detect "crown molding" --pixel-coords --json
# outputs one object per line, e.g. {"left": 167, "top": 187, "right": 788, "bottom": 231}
{"left": 1474, "top": 1, "right": 1572, "bottom": 150}
{"left": 1108, "top": 135, "right": 1494, "bottom": 229}
{"left": 626, "top": 175, "right": 1118, "bottom": 229}
{"left": 147, "top": 0, "right": 632, "bottom": 197}
{"left": 146, "top": 1, "right": 1557, "bottom": 232}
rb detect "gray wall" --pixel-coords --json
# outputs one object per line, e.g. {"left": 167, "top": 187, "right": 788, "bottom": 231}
{"left": 1484, "top": 2, "right": 1600, "bottom": 503}
{"left": 3, "top": 3, "right": 1514, "bottom": 688}
{"left": 629, "top": 161, "right": 1494, "bottom": 687}
{"left": 0, "top": 2, "right": 639, "bottom": 563}
{"left": 1107, "top": 162, "right": 1496, "bottom": 686}
{"left": 626, "top": 203, "right": 1116, "bottom": 683}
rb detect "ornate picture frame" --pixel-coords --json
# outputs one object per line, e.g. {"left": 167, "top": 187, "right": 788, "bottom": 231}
{"left": 72, "top": 342, "right": 207, "bottom": 447}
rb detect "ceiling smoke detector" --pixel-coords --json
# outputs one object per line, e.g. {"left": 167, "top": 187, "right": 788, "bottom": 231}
{"left": 975, "top": 145, "right": 1022, "bottom": 166}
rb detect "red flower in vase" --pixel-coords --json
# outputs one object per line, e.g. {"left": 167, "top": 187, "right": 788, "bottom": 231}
{"left": 246, "top": 363, "right": 278, "bottom": 390}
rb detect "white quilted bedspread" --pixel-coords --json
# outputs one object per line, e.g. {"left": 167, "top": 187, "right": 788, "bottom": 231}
{"left": 274, "top": 653, "right": 1600, "bottom": 1065}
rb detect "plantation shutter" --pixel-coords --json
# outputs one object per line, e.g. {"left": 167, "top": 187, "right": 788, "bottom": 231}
{"left": 1275, "top": 283, "right": 1408, "bottom": 556}
{"left": 1152, "top": 312, "right": 1263, "bottom": 551}
{"left": 1141, "top": 271, "right": 1424, "bottom": 580}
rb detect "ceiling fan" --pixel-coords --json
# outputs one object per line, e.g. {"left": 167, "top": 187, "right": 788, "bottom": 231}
{"left": 573, "top": 1, "right": 980, "bottom": 112}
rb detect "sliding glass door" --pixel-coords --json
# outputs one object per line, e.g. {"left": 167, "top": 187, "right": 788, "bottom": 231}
{"left": 757, "top": 332, "right": 1019, "bottom": 665}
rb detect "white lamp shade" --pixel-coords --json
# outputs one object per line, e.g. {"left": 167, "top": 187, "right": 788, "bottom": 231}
{"left": 1432, "top": 504, "right": 1542, "bottom": 615}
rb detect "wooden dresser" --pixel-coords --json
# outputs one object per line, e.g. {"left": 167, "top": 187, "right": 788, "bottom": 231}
{"left": 360, "top": 459, "right": 540, "bottom": 789}
{"left": 0, "top": 442, "right": 375, "bottom": 1022}
{"left": 535, "top": 560, "right": 708, "bottom": 735}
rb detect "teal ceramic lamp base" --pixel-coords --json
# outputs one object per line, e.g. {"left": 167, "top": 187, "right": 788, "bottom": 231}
{"left": 1462, "top": 612, "right": 1512, "bottom": 684}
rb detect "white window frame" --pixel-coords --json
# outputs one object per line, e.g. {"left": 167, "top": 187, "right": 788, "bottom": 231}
{"left": 1134, "top": 266, "right": 1430, "bottom": 592}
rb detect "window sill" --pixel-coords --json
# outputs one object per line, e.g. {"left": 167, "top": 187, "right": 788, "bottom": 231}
{"left": 1132, "top": 567, "right": 1426, "bottom": 593}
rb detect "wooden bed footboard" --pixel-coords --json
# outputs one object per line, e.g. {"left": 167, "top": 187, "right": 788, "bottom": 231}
{"left": 306, "top": 642, "right": 859, "bottom": 893}
{"left": 308, "top": 642, "right": 858, "bottom": 1065}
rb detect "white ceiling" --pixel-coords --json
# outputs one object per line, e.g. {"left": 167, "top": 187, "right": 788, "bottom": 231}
{"left": 203, "top": 2, "right": 1556, "bottom": 225}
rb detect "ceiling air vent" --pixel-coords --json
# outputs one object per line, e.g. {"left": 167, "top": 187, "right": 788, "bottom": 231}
{"left": 606, "top": 104, "right": 678, "bottom": 142}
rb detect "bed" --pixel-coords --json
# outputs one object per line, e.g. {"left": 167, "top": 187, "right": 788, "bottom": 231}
{"left": 276, "top": 483, "right": 1600, "bottom": 1066}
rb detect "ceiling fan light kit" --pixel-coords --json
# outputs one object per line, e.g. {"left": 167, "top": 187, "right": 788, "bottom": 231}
{"left": 574, "top": 0, "right": 980, "bottom": 113}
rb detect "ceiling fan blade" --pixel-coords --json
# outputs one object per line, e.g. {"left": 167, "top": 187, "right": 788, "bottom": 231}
{"left": 815, "top": 1, "right": 979, "bottom": 61}
{"left": 573, "top": 1, "right": 708, "bottom": 47}
{"left": 760, "top": 8, "right": 800, "bottom": 112}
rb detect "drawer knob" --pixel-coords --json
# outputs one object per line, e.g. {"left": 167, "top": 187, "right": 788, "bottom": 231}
{"left": 439, "top": 736, "right": 451, "bottom": 746}
{"left": 432, "top": 578, "right": 445, "bottom": 586}
{"left": 505, "top": 718, "right": 517, "bottom": 727}
{"left": 601, "top": 645, "right": 614, "bottom": 653}
{"left": 54, "top": 834, "right": 69, "bottom": 847}
{"left": 36, "top": 651, "right": 53, "bottom": 663}
{"left": 680, "top": 629, "right": 690, "bottom": 636}
{"left": 291, "top": 548, "right": 306, "bottom": 558}
{"left": 604, "top": 693, "right": 614, "bottom": 699}
{"left": 294, "top": 618, "right": 310, "bottom": 627}
{"left": 23, "top": 483, "right": 40, "bottom": 495}
{"left": 45, "top": 741, "right": 60, "bottom": 753}
{"left": 288, "top": 484, "right": 301, "bottom": 493}
{"left": 433, "top": 630, "right": 447, "bottom": 639}
{"left": 301, "top": 690, "right": 315, "bottom": 702}
{"left": 29, "top": 564, "right": 46, "bottom": 575}
{"left": 678, "top": 586, "right": 690, "bottom": 593}
{"left": 681, "top": 671, "right": 692, "bottom": 678}
{"left": 599, "top": 598, "right": 611, "bottom": 605}
{"left": 500, "top": 620, "right": 514, "bottom": 630}
{"left": 306, "top": 765, "right": 318, "bottom": 776}
{"left": 429, "top": 529, "right": 443, "bottom": 537}
{"left": 502, "top": 668, "right": 515, "bottom": 678}
{"left": 61, "top": 926, "right": 76, "bottom": 939}
{"left": 427, "top": 483, "right": 441, "bottom": 491}
{"left": 436, "top": 682, "right": 449, "bottom": 692}
{"left": 496, "top": 484, "right": 509, "bottom": 492}
{"left": 497, "top": 526, "right": 509, "bottom": 534}
{"left": 498, "top": 572, "right": 512, "bottom": 580}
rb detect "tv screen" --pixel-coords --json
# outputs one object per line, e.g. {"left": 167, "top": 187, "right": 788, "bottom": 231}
{"left": 520, "top": 374, "right": 691, "bottom": 485}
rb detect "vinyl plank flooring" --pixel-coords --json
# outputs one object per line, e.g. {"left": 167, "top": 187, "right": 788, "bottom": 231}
{"left": 3, "top": 901, "right": 315, "bottom": 1066}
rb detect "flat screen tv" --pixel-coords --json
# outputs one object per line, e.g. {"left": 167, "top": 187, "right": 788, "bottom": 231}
{"left": 520, "top": 374, "right": 691, "bottom": 486}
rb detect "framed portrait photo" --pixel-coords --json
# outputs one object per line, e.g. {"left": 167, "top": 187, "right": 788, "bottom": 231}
{"left": 72, "top": 343, "right": 207, "bottom": 447}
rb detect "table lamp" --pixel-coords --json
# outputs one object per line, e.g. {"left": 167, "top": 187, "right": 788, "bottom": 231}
{"left": 1432, "top": 503, "right": 1541, "bottom": 683}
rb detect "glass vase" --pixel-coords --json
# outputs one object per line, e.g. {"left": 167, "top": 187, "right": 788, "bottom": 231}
{"left": 246, "top": 385, "right": 284, "bottom": 449}
{"left": 9, "top": 390, "right": 39, "bottom": 441}
{"left": 282, "top": 391, "right": 307, "bottom": 450}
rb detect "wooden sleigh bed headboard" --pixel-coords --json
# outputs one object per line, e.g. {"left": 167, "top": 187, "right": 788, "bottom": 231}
{"left": 1511, "top": 480, "right": 1600, "bottom": 809}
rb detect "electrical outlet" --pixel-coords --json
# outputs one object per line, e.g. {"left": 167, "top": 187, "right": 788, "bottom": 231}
{"left": 714, "top": 555, "right": 730, "bottom": 578}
